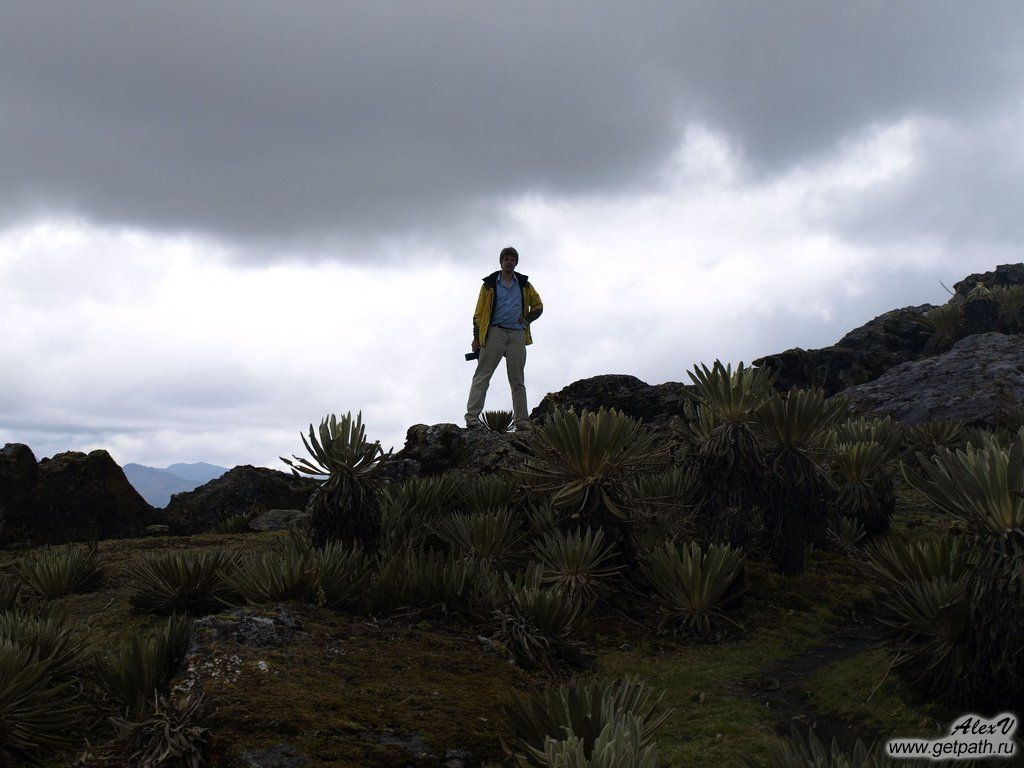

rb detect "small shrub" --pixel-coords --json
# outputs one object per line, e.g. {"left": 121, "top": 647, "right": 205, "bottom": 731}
{"left": 17, "top": 544, "right": 105, "bottom": 599}
{"left": 93, "top": 614, "right": 192, "bottom": 718}
{"left": 916, "top": 302, "right": 964, "bottom": 351}
{"left": 127, "top": 549, "right": 238, "bottom": 614}
{"left": 641, "top": 541, "right": 745, "bottom": 638}
{"left": 504, "top": 676, "right": 669, "bottom": 767}
{"left": 108, "top": 692, "right": 209, "bottom": 768}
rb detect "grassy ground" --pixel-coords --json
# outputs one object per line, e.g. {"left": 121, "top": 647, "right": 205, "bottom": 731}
{"left": 1, "top": 486, "right": 965, "bottom": 767}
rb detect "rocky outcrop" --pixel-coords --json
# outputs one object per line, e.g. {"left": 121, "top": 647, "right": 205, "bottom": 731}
{"left": 842, "top": 333, "right": 1024, "bottom": 426}
{"left": 5, "top": 450, "right": 156, "bottom": 544}
{"left": 396, "top": 423, "right": 526, "bottom": 476}
{"left": 954, "top": 264, "right": 1024, "bottom": 296}
{"left": 530, "top": 374, "right": 692, "bottom": 425}
{"left": 754, "top": 304, "right": 936, "bottom": 395}
{"left": 0, "top": 443, "right": 38, "bottom": 500}
{"left": 163, "top": 466, "right": 318, "bottom": 534}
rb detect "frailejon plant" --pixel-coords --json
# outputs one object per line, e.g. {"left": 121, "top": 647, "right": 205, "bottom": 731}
{"left": 503, "top": 676, "right": 669, "bottom": 768}
{"left": 641, "top": 541, "right": 745, "bottom": 638}
{"left": 433, "top": 510, "right": 524, "bottom": 566}
{"left": 482, "top": 409, "right": 515, "bottom": 432}
{"left": 0, "top": 609, "right": 80, "bottom": 682}
{"left": 521, "top": 408, "right": 666, "bottom": 568}
{"left": 378, "top": 474, "right": 459, "bottom": 555}
{"left": 93, "top": 614, "right": 192, "bottom": 718}
{"left": 314, "top": 541, "right": 373, "bottom": 610}
{"left": 281, "top": 411, "right": 392, "bottom": 549}
{"left": 534, "top": 527, "right": 620, "bottom": 608}
{"left": 829, "top": 441, "right": 896, "bottom": 535}
{"left": 753, "top": 388, "right": 846, "bottom": 574}
{"left": 739, "top": 726, "right": 897, "bottom": 768}
{"left": 0, "top": 639, "right": 81, "bottom": 765}
{"left": 622, "top": 466, "right": 703, "bottom": 548}
{"left": 17, "top": 543, "right": 105, "bottom": 599}
{"left": 915, "top": 301, "right": 964, "bottom": 352}
{"left": 108, "top": 692, "right": 209, "bottom": 768}
{"left": 902, "top": 419, "right": 966, "bottom": 466}
{"left": 220, "top": 551, "right": 318, "bottom": 605}
{"left": 459, "top": 472, "right": 524, "bottom": 515}
{"left": 494, "top": 566, "right": 587, "bottom": 672}
{"left": 676, "top": 361, "right": 775, "bottom": 546}
{"left": 127, "top": 549, "right": 239, "bottom": 615}
{"left": 903, "top": 427, "right": 1024, "bottom": 539}
{"left": 540, "top": 713, "right": 659, "bottom": 768}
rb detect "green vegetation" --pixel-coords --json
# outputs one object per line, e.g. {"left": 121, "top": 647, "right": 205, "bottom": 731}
{"left": 127, "top": 549, "right": 238, "bottom": 614}
{"left": 17, "top": 543, "right": 105, "bottom": 599}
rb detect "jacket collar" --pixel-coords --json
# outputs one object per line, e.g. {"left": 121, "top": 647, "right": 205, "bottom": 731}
{"left": 483, "top": 270, "right": 528, "bottom": 288}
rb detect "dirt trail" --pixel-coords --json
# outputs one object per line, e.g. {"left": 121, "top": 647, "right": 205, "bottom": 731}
{"left": 742, "top": 623, "right": 887, "bottom": 750}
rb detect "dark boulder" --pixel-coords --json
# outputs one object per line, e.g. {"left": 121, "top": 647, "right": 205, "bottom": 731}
{"left": 842, "top": 332, "right": 1024, "bottom": 426}
{"left": 755, "top": 304, "right": 936, "bottom": 394}
{"left": 397, "top": 423, "right": 525, "bottom": 476}
{"left": 164, "top": 466, "right": 318, "bottom": 534}
{"left": 0, "top": 443, "right": 38, "bottom": 500}
{"left": 10, "top": 450, "right": 156, "bottom": 544}
{"left": 954, "top": 263, "right": 1024, "bottom": 296}
{"left": 530, "top": 374, "right": 692, "bottom": 425}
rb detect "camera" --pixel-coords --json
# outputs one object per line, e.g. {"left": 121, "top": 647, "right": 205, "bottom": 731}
{"left": 465, "top": 351, "right": 479, "bottom": 361}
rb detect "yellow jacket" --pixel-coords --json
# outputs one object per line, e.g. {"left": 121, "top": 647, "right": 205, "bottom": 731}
{"left": 473, "top": 271, "right": 543, "bottom": 347}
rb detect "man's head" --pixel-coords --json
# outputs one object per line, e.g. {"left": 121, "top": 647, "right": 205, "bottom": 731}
{"left": 499, "top": 246, "right": 519, "bottom": 273}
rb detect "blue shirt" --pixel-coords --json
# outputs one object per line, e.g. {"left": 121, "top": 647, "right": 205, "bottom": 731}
{"left": 491, "top": 274, "right": 525, "bottom": 329}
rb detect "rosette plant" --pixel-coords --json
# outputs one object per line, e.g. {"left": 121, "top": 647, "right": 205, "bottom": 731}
{"left": 675, "top": 361, "right": 776, "bottom": 545}
{"left": 281, "top": 411, "right": 392, "bottom": 549}
{"left": 520, "top": 408, "right": 666, "bottom": 565}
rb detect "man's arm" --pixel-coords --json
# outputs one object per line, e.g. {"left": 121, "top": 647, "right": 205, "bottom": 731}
{"left": 523, "top": 284, "right": 543, "bottom": 323}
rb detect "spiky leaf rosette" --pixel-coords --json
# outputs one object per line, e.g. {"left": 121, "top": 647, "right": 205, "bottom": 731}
{"left": 752, "top": 388, "right": 845, "bottom": 574}
{"left": 0, "top": 640, "right": 81, "bottom": 764}
{"left": 739, "top": 726, "right": 898, "bottom": 768}
{"left": 521, "top": 408, "right": 665, "bottom": 521}
{"left": 459, "top": 472, "right": 524, "bottom": 515}
{"left": 109, "top": 692, "right": 209, "bottom": 768}
{"left": 830, "top": 441, "right": 896, "bottom": 535}
{"left": 534, "top": 528, "right": 620, "bottom": 607}
{"left": 494, "top": 568, "right": 587, "bottom": 672}
{"left": 828, "top": 416, "right": 904, "bottom": 461}
{"left": 641, "top": 541, "right": 745, "bottom": 638}
{"left": 433, "top": 510, "right": 523, "bottom": 566}
{"left": 482, "top": 409, "right": 515, "bottom": 432}
{"left": 541, "top": 713, "right": 660, "bottom": 768}
{"left": 503, "top": 676, "right": 669, "bottom": 768}
{"left": 127, "top": 549, "right": 239, "bottom": 615}
{"left": 17, "top": 544, "right": 105, "bottom": 600}
{"left": 902, "top": 427, "right": 1024, "bottom": 540}
{"left": 281, "top": 412, "right": 392, "bottom": 549}
{"left": 314, "top": 542, "right": 372, "bottom": 610}
{"left": 378, "top": 474, "right": 459, "bottom": 554}
{"left": 902, "top": 419, "right": 967, "bottom": 464}
{"left": 93, "top": 614, "right": 192, "bottom": 718}
{"left": 915, "top": 301, "right": 964, "bottom": 352}
{"left": 0, "top": 610, "right": 79, "bottom": 682}
{"left": 219, "top": 551, "right": 318, "bottom": 605}
{"left": 621, "top": 466, "right": 703, "bottom": 544}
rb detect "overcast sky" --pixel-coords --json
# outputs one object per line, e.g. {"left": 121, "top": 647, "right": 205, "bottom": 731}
{"left": 2, "top": 2, "right": 1022, "bottom": 470}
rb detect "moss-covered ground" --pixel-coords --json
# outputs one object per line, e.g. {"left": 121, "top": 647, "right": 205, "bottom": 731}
{"left": 0, "top": 486, "right": 968, "bottom": 767}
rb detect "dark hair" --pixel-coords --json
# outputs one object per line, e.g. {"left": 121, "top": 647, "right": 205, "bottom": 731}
{"left": 499, "top": 246, "right": 519, "bottom": 263}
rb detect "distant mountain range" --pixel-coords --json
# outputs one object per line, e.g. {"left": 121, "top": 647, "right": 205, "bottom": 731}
{"left": 122, "top": 461, "right": 228, "bottom": 508}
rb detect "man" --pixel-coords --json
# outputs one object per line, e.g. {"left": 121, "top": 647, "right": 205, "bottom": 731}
{"left": 465, "top": 246, "right": 543, "bottom": 430}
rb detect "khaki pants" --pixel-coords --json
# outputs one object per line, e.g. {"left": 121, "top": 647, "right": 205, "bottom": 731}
{"left": 465, "top": 327, "right": 529, "bottom": 427}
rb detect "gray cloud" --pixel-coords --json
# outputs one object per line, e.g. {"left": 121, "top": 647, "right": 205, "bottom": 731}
{"left": 2, "top": 2, "right": 1021, "bottom": 252}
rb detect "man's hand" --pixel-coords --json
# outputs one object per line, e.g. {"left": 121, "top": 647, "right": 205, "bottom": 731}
{"left": 518, "top": 315, "right": 526, "bottom": 325}
{"left": 472, "top": 339, "right": 480, "bottom": 352}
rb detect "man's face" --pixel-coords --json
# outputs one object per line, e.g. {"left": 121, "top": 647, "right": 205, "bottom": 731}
{"left": 500, "top": 254, "right": 518, "bottom": 272}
